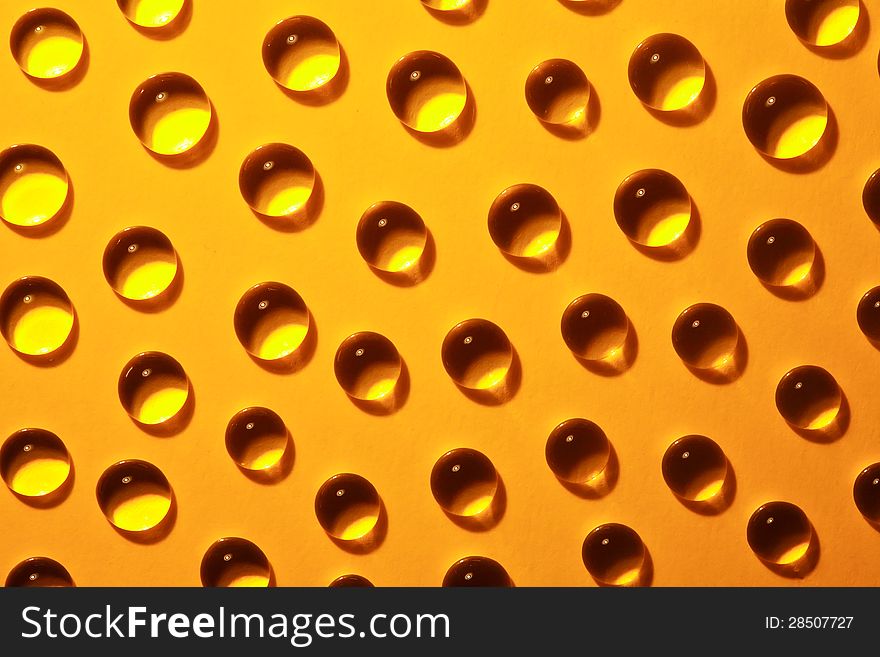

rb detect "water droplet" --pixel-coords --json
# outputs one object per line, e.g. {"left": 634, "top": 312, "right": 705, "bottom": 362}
{"left": 119, "top": 352, "right": 190, "bottom": 427}
{"left": 5, "top": 557, "right": 73, "bottom": 587}
{"left": 117, "top": 0, "right": 187, "bottom": 30}
{"left": 776, "top": 365, "right": 843, "bottom": 432}
{"left": 525, "top": 59, "right": 590, "bottom": 128}
{"left": 854, "top": 463, "right": 880, "bottom": 523}
{"left": 315, "top": 473, "right": 381, "bottom": 542}
{"left": 1, "top": 428, "right": 71, "bottom": 499}
{"left": 104, "top": 227, "right": 179, "bottom": 303}
{"left": 201, "top": 537, "right": 272, "bottom": 587}
{"left": 442, "top": 320, "right": 512, "bottom": 391}
{"left": 0, "top": 144, "right": 70, "bottom": 228}
{"left": 747, "top": 502, "right": 815, "bottom": 572}
{"left": 488, "top": 184, "right": 561, "bottom": 262}
{"left": 97, "top": 460, "right": 173, "bottom": 533}
{"left": 334, "top": 332, "right": 402, "bottom": 403}
{"left": 234, "top": 282, "right": 310, "bottom": 362}
{"left": 431, "top": 448, "right": 498, "bottom": 517}
{"left": 856, "top": 286, "right": 880, "bottom": 341}
{"left": 785, "top": 0, "right": 861, "bottom": 48}
{"left": 561, "top": 294, "right": 630, "bottom": 363}
{"left": 357, "top": 201, "right": 428, "bottom": 276}
{"left": 614, "top": 170, "right": 691, "bottom": 249}
{"left": 262, "top": 17, "right": 341, "bottom": 93}
{"left": 387, "top": 51, "right": 467, "bottom": 133}
{"left": 583, "top": 524, "right": 648, "bottom": 586}
{"left": 629, "top": 34, "right": 705, "bottom": 112}
{"left": 748, "top": 219, "right": 816, "bottom": 290}
{"left": 442, "top": 556, "right": 511, "bottom": 587}
{"left": 662, "top": 435, "right": 730, "bottom": 504}
{"left": 10, "top": 9, "right": 83, "bottom": 80}
{"left": 672, "top": 303, "right": 740, "bottom": 371}
{"left": 239, "top": 143, "right": 316, "bottom": 218}
{"left": 130, "top": 73, "right": 212, "bottom": 156}
{"left": 546, "top": 419, "right": 611, "bottom": 485}
{"left": 1, "top": 277, "right": 74, "bottom": 358}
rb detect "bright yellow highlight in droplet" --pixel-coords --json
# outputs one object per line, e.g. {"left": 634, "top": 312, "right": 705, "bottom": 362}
{"left": 255, "top": 322, "right": 308, "bottom": 361}
{"left": 781, "top": 262, "right": 813, "bottom": 286}
{"left": 10, "top": 458, "right": 70, "bottom": 497}
{"left": 24, "top": 36, "right": 82, "bottom": 79}
{"left": 263, "top": 186, "right": 312, "bottom": 217}
{"left": 808, "top": 407, "right": 840, "bottom": 430}
{"left": 365, "top": 377, "right": 397, "bottom": 401}
{"left": 777, "top": 541, "right": 810, "bottom": 565}
{"left": 474, "top": 366, "right": 508, "bottom": 390}
{"left": 385, "top": 245, "right": 424, "bottom": 272}
{"left": 659, "top": 75, "right": 705, "bottom": 111}
{"left": 811, "top": 3, "right": 859, "bottom": 46}
{"left": 120, "top": 259, "right": 176, "bottom": 300}
{"left": 130, "top": 0, "right": 185, "bottom": 28}
{"left": 768, "top": 112, "right": 827, "bottom": 159}
{"left": 12, "top": 304, "right": 73, "bottom": 355}
{"left": 693, "top": 479, "right": 724, "bottom": 503}
{"left": 148, "top": 107, "right": 211, "bottom": 155}
{"left": 135, "top": 386, "right": 188, "bottom": 424}
{"left": 644, "top": 212, "right": 689, "bottom": 247}
{"left": 424, "top": 0, "right": 471, "bottom": 9}
{"left": 460, "top": 494, "right": 493, "bottom": 516}
{"left": 111, "top": 493, "right": 171, "bottom": 532}
{"left": 224, "top": 573, "right": 270, "bottom": 587}
{"left": 284, "top": 52, "right": 340, "bottom": 91}
{"left": 338, "top": 512, "right": 380, "bottom": 541}
{"left": 414, "top": 92, "right": 466, "bottom": 132}
{"left": 521, "top": 229, "right": 560, "bottom": 257}
{"left": 1, "top": 172, "right": 67, "bottom": 226}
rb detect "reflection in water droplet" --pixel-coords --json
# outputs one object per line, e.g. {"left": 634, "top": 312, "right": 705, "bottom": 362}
{"left": 387, "top": 51, "right": 467, "bottom": 133}
{"left": 234, "top": 282, "right": 310, "bottom": 362}
{"left": 582, "top": 523, "right": 648, "bottom": 586}
{"left": 488, "top": 184, "right": 561, "bottom": 260}
{"left": 10, "top": 8, "right": 84, "bottom": 80}
{"left": 118, "top": 351, "right": 190, "bottom": 426}
{"left": 129, "top": 73, "right": 212, "bottom": 156}
{"left": 0, "top": 276, "right": 75, "bottom": 358}
{"left": 201, "top": 537, "right": 272, "bottom": 587}
{"left": 334, "top": 332, "right": 402, "bottom": 401}
{"left": 262, "top": 16, "right": 341, "bottom": 93}
{"left": 1, "top": 428, "right": 71, "bottom": 499}
{"left": 441, "top": 319, "right": 513, "bottom": 390}
{"left": 628, "top": 33, "right": 705, "bottom": 112}
{"left": 315, "top": 473, "right": 381, "bottom": 541}
{"left": 103, "top": 226, "right": 179, "bottom": 302}
{"left": 614, "top": 169, "right": 691, "bottom": 248}
{"left": 430, "top": 448, "right": 498, "bottom": 517}
{"left": 775, "top": 365, "right": 842, "bottom": 431}
{"left": 0, "top": 144, "right": 70, "bottom": 228}
{"left": 96, "top": 460, "right": 173, "bottom": 533}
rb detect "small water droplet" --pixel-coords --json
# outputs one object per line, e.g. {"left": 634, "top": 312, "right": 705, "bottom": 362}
{"left": 287, "top": 34, "right": 298, "bottom": 44}
{"left": 410, "top": 70, "right": 421, "bottom": 81}
{"left": 262, "top": 161, "right": 274, "bottom": 171}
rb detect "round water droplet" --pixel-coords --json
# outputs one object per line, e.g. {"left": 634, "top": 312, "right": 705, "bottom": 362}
{"left": 672, "top": 303, "right": 739, "bottom": 370}
{"left": 743, "top": 75, "right": 828, "bottom": 160}
{"left": 96, "top": 460, "right": 173, "bottom": 534}
{"left": 775, "top": 365, "right": 843, "bottom": 431}
{"left": 1, "top": 428, "right": 71, "bottom": 499}
{"left": 103, "top": 226, "right": 179, "bottom": 303}
{"left": 582, "top": 524, "right": 648, "bottom": 586}
{"left": 525, "top": 59, "right": 590, "bottom": 127}
{"left": 488, "top": 184, "right": 561, "bottom": 260}
{"left": 239, "top": 143, "right": 316, "bottom": 219}
{"left": 315, "top": 473, "right": 381, "bottom": 542}
{"left": 561, "top": 294, "right": 629, "bottom": 362}
{"left": 747, "top": 218, "right": 816, "bottom": 288}
{"left": 262, "top": 16, "right": 341, "bottom": 93}
{"left": 441, "top": 319, "right": 513, "bottom": 391}
{"left": 116, "top": 0, "right": 187, "bottom": 30}
{"left": 443, "top": 556, "right": 511, "bottom": 587}
{"left": 6, "top": 557, "right": 73, "bottom": 587}
{"left": 0, "top": 276, "right": 75, "bottom": 358}
{"left": 356, "top": 201, "right": 428, "bottom": 274}
{"left": 234, "top": 282, "right": 310, "bottom": 362}
{"left": 785, "top": 0, "right": 860, "bottom": 47}
{"left": 862, "top": 169, "right": 880, "bottom": 226}
{"left": 0, "top": 144, "right": 70, "bottom": 228}
{"left": 430, "top": 448, "right": 498, "bottom": 517}
{"left": 129, "top": 73, "right": 212, "bottom": 156}
{"left": 614, "top": 169, "right": 691, "bottom": 248}
{"left": 545, "top": 418, "right": 611, "bottom": 484}
{"left": 387, "top": 51, "right": 467, "bottom": 133}
{"left": 201, "top": 537, "right": 272, "bottom": 587}
{"left": 118, "top": 351, "right": 190, "bottom": 427}
{"left": 226, "top": 407, "right": 289, "bottom": 473}
{"left": 853, "top": 463, "right": 880, "bottom": 523}
{"left": 628, "top": 33, "right": 706, "bottom": 112}
{"left": 662, "top": 435, "right": 728, "bottom": 503}
{"left": 334, "top": 332, "right": 402, "bottom": 402}
{"left": 330, "top": 574, "right": 373, "bottom": 588}
{"left": 10, "top": 8, "right": 84, "bottom": 80}
{"left": 857, "top": 286, "right": 880, "bottom": 341}
{"left": 747, "top": 501, "right": 814, "bottom": 568}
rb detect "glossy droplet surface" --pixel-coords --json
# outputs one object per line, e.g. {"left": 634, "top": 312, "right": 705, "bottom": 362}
{"left": 103, "top": 226, "right": 178, "bottom": 301}
{"left": 582, "top": 523, "right": 647, "bottom": 586}
{"left": 129, "top": 73, "right": 212, "bottom": 156}
{"left": 785, "top": 0, "right": 859, "bottom": 47}
{"left": 357, "top": 202, "right": 427, "bottom": 273}
{"left": 488, "top": 184, "right": 561, "bottom": 259}
{"left": 742, "top": 75, "right": 828, "bottom": 160}
{"left": 96, "top": 460, "right": 172, "bottom": 533}
{"left": 386, "top": 51, "right": 467, "bottom": 133}
{"left": 0, "top": 276, "right": 74, "bottom": 357}
{"left": 747, "top": 218, "right": 816, "bottom": 288}
{"left": 201, "top": 537, "right": 272, "bottom": 587}
{"left": 6, "top": 557, "right": 73, "bottom": 587}
{"left": 441, "top": 319, "right": 512, "bottom": 390}
{"left": 0, "top": 428, "right": 70, "bottom": 499}
{"left": 330, "top": 574, "right": 373, "bottom": 588}
{"left": 262, "top": 16, "right": 340, "bottom": 92}
{"left": 226, "top": 407, "right": 289, "bottom": 472}
{"left": 614, "top": 169, "right": 691, "bottom": 248}
{"left": 525, "top": 59, "right": 590, "bottom": 126}
{"left": 239, "top": 144, "right": 316, "bottom": 218}
{"left": 315, "top": 473, "right": 381, "bottom": 541}
{"left": 672, "top": 303, "right": 738, "bottom": 370}
{"left": 118, "top": 351, "right": 189, "bottom": 426}
{"left": 334, "top": 332, "right": 402, "bottom": 401}
{"left": 443, "top": 556, "right": 511, "bottom": 587}
{"left": 862, "top": 169, "right": 880, "bottom": 226}
{"left": 775, "top": 365, "right": 842, "bottom": 430}
{"left": 628, "top": 33, "right": 705, "bottom": 111}
{"left": 117, "top": 0, "right": 186, "bottom": 29}
{"left": 853, "top": 463, "right": 880, "bottom": 522}
{"left": 747, "top": 501, "right": 813, "bottom": 566}
{"left": 545, "top": 418, "right": 611, "bottom": 484}
{"left": 0, "top": 144, "right": 69, "bottom": 228}
{"left": 431, "top": 448, "right": 497, "bottom": 517}
{"left": 422, "top": 0, "right": 475, "bottom": 11}
{"left": 856, "top": 286, "right": 880, "bottom": 342}
{"left": 234, "top": 282, "right": 310, "bottom": 362}
{"left": 661, "top": 435, "right": 728, "bottom": 502}
{"left": 561, "top": 294, "right": 628, "bottom": 361}
{"left": 10, "top": 8, "right": 84, "bottom": 80}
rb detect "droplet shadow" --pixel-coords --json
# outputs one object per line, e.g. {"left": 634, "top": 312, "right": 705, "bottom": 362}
{"left": 645, "top": 63, "right": 716, "bottom": 127}
{"left": 276, "top": 46, "right": 350, "bottom": 106}
{"left": 346, "top": 359, "right": 410, "bottom": 416}
{"left": 574, "top": 320, "right": 638, "bottom": 376}
{"left": 370, "top": 230, "right": 436, "bottom": 286}
{"left": 455, "top": 347, "right": 521, "bottom": 405}
{"left": 686, "top": 326, "right": 748, "bottom": 384}
{"left": 248, "top": 310, "right": 318, "bottom": 375}
{"left": 253, "top": 171, "right": 324, "bottom": 233}
{"left": 444, "top": 476, "right": 506, "bottom": 531}
{"left": 761, "top": 105, "right": 838, "bottom": 174}
{"left": 403, "top": 82, "right": 476, "bottom": 148}
{"left": 329, "top": 502, "right": 387, "bottom": 555}
{"left": 559, "top": 446, "right": 619, "bottom": 499}
{"left": 501, "top": 212, "right": 571, "bottom": 273}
